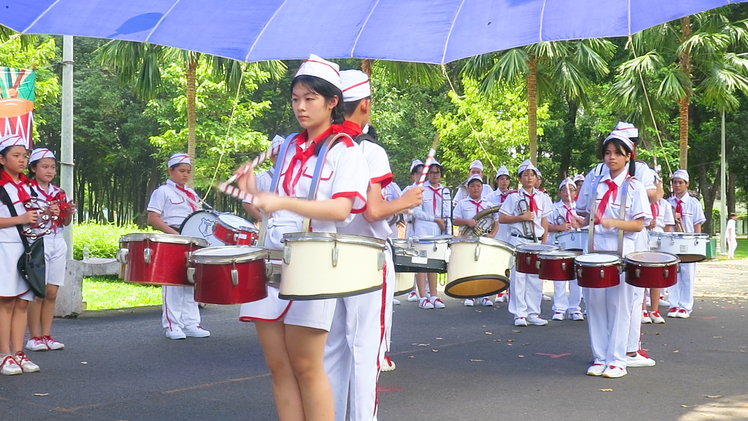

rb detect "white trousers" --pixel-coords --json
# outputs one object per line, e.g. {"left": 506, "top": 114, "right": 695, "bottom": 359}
{"left": 508, "top": 268, "right": 542, "bottom": 319}
{"left": 162, "top": 285, "right": 201, "bottom": 330}
{"left": 584, "top": 276, "right": 633, "bottom": 368}
{"left": 324, "top": 248, "right": 393, "bottom": 421}
{"left": 552, "top": 280, "right": 582, "bottom": 313}
{"left": 627, "top": 285, "right": 644, "bottom": 352}
{"left": 728, "top": 239, "right": 737, "bottom": 258}
{"left": 668, "top": 262, "right": 695, "bottom": 312}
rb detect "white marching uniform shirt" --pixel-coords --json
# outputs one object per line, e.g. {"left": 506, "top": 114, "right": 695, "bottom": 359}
{"left": 500, "top": 188, "right": 552, "bottom": 320}
{"left": 548, "top": 200, "right": 583, "bottom": 315}
{"left": 383, "top": 182, "right": 402, "bottom": 235}
{"left": 487, "top": 189, "right": 515, "bottom": 243}
{"left": 147, "top": 179, "right": 202, "bottom": 332}
{"left": 412, "top": 181, "right": 451, "bottom": 236}
{"left": 32, "top": 181, "right": 69, "bottom": 287}
{"left": 452, "top": 182, "right": 493, "bottom": 205}
{"left": 0, "top": 181, "right": 34, "bottom": 301}
{"left": 453, "top": 196, "right": 494, "bottom": 221}
{"left": 579, "top": 170, "right": 651, "bottom": 369}
{"left": 324, "top": 138, "right": 393, "bottom": 421}
{"left": 401, "top": 182, "right": 418, "bottom": 238}
{"left": 667, "top": 192, "right": 706, "bottom": 313}
{"left": 239, "top": 134, "right": 369, "bottom": 331}
{"left": 649, "top": 198, "right": 675, "bottom": 233}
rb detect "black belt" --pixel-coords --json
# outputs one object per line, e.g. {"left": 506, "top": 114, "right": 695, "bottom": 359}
{"left": 512, "top": 233, "right": 541, "bottom": 241}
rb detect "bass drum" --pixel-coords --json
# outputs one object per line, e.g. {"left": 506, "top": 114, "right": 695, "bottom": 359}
{"left": 445, "top": 236, "right": 514, "bottom": 299}
{"left": 179, "top": 210, "right": 221, "bottom": 246}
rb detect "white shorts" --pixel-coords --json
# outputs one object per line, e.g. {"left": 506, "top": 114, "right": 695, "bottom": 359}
{"left": 44, "top": 235, "right": 67, "bottom": 287}
{"left": 239, "top": 286, "right": 337, "bottom": 331}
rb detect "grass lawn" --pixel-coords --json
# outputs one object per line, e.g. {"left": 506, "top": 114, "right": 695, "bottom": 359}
{"left": 716, "top": 238, "right": 748, "bottom": 260}
{"left": 82, "top": 275, "right": 162, "bottom": 311}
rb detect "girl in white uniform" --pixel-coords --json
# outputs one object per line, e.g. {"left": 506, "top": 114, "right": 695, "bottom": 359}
{"left": 25, "top": 148, "right": 76, "bottom": 352}
{"left": 235, "top": 55, "right": 369, "bottom": 421}
{"left": 403, "top": 160, "right": 424, "bottom": 302}
{"left": 0, "top": 134, "right": 40, "bottom": 375}
{"left": 574, "top": 132, "right": 651, "bottom": 378}
{"left": 147, "top": 153, "right": 210, "bottom": 340}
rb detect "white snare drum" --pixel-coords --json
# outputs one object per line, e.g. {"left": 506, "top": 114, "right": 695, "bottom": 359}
{"left": 280, "top": 233, "right": 386, "bottom": 300}
{"left": 556, "top": 229, "right": 588, "bottom": 251}
{"left": 445, "top": 237, "right": 514, "bottom": 298}
{"left": 410, "top": 235, "right": 452, "bottom": 273}
{"left": 651, "top": 232, "right": 709, "bottom": 263}
{"left": 179, "top": 210, "right": 221, "bottom": 246}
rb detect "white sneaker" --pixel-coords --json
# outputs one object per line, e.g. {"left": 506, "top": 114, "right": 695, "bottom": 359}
{"left": 392, "top": 298, "right": 401, "bottom": 306}
{"left": 13, "top": 352, "right": 40, "bottom": 373}
{"left": 667, "top": 307, "right": 678, "bottom": 318}
{"left": 183, "top": 325, "right": 210, "bottom": 338}
{"left": 552, "top": 311, "right": 565, "bottom": 321}
{"left": 165, "top": 328, "right": 187, "bottom": 340}
{"left": 26, "top": 337, "right": 48, "bottom": 352}
{"left": 650, "top": 310, "right": 666, "bottom": 324}
{"left": 626, "top": 351, "right": 656, "bottom": 367}
{"left": 526, "top": 315, "right": 548, "bottom": 326}
{"left": 676, "top": 309, "right": 690, "bottom": 319}
{"left": 495, "top": 293, "right": 507, "bottom": 303}
{"left": 641, "top": 310, "right": 652, "bottom": 324}
{"left": 43, "top": 336, "right": 64, "bottom": 350}
{"left": 602, "top": 365, "right": 627, "bottom": 378}
{"left": 381, "top": 355, "right": 396, "bottom": 372}
{"left": 586, "top": 363, "right": 605, "bottom": 376}
{"left": 479, "top": 297, "right": 493, "bottom": 307}
{"left": 407, "top": 291, "right": 419, "bottom": 302}
{"left": 464, "top": 298, "right": 475, "bottom": 307}
{"left": 542, "top": 294, "right": 552, "bottom": 301}
{"left": 430, "top": 297, "right": 446, "bottom": 309}
{"left": 0, "top": 355, "right": 22, "bottom": 376}
{"left": 419, "top": 297, "right": 434, "bottom": 309}
{"left": 514, "top": 317, "right": 527, "bottom": 326}
{"left": 570, "top": 312, "right": 585, "bottom": 321}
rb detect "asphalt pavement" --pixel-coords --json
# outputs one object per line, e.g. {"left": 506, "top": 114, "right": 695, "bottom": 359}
{"left": 1, "top": 261, "right": 747, "bottom": 421}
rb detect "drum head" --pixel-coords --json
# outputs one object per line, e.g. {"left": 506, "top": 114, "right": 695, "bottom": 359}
{"left": 180, "top": 210, "right": 222, "bottom": 246}
{"left": 445, "top": 275, "right": 509, "bottom": 299}
{"left": 190, "top": 245, "right": 267, "bottom": 264}
{"left": 516, "top": 244, "right": 558, "bottom": 253}
{"left": 575, "top": 253, "right": 621, "bottom": 265}
{"left": 625, "top": 251, "right": 679, "bottom": 264}
{"left": 218, "top": 213, "right": 257, "bottom": 231}
{"left": 538, "top": 250, "right": 579, "bottom": 260}
{"left": 413, "top": 235, "right": 453, "bottom": 244}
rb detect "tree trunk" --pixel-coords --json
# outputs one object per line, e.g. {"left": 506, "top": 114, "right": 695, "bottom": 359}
{"left": 697, "top": 164, "right": 719, "bottom": 235}
{"left": 186, "top": 56, "right": 198, "bottom": 185}
{"left": 728, "top": 171, "right": 736, "bottom": 214}
{"left": 678, "top": 16, "right": 692, "bottom": 169}
{"left": 527, "top": 58, "right": 538, "bottom": 165}
{"left": 558, "top": 99, "right": 578, "bottom": 180}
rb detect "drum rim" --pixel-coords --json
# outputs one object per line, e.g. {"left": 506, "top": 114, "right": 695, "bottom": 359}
{"left": 410, "top": 235, "right": 453, "bottom": 244}
{"left": 654, "top": 232, "right": 709, "bottom": 238}
{"left": 575, "top": 252, "right": 621, "bottom": 266}
{"left": 283, "top": 232, "right": 385, "bottom": 249}
{"left": 538, "top": 250, "right": 579, "bottom": 259}
{"left": 516, "top": 244, "right": 558, "bottom": 253}
{"left": 557, "top": 229, "right": 589, "bottom": 238}
{"left": 120, "top": 233, "right": 209, "bottom": 247}
{"left": 623, "top": 251, "right": 680, "bottom": 267}
{"left": 450, "top": 236, "right": 516, "bottom": 251}
{"left": 216, "top": 213, "right": 258, "bottom": 230}
{"left": 444, "top": 275, "right": 510, "bottom": 298}
{"left": 189, "top": 245, "right": 268, "bottom": 264}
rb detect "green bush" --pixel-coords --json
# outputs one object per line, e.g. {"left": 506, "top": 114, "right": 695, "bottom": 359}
{"left": 72, "top": 223, "right": 155, "bottom": 260}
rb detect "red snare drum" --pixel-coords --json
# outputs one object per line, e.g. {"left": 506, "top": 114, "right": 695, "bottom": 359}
{"left": 118, "top": 234, "right": 208, "bottom": 286}
{"left": 623, "top": 251, "right": 680, "bottom": 288}
{"left": 515, "top": 244, "right": 558, "bottom": 274}
{"left": 575, "top": 253, "right": 622, "bottom": 288}
{"left": 538, "top": 250, "right": 578, "bottom": 281}
{"left": 213, "top": 214, "right": 259, "bottom": 246}
{"left": 187, "top": 246, "right": 271, "bottom": 305}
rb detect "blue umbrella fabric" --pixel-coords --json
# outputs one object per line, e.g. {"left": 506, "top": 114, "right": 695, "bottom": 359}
{"left": 2, "top": 0, "right": 745, "bottom": 64}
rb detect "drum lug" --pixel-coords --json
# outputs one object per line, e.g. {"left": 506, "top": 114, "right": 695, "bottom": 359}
{"left": 432, "top": 243, "right": 437, "bottom": 253}
{"left": 474, "top": 244, "right": 480, "bottom": 261}
{"left": 185, "top": 251, "right": 193, "bottom": 268}
{"left": 635, "top": 268, "right": 641, "bottom": 278}
{"left": 445, "top": 247, "right": 451, "bottom": 263}
{"left": 231, "top": 269, "right": 239, "bottom": 287}
{"left": 663, "top": 269, "right": 669, "bottom": 278}
{"left": 377, "top": 252, "right": 385, "bottom": 271}
{"left": 677, "top": 263, "right": 681, "bottom": 273}
{"left": 116, "top": 248, "right": 128, "bottom": 264}
{"left": 577, "top": 268, "right": 583, "bottom": 279}
{"left": 143, "top": 247, "right": 152, "bottom": 264}
{"left": 332, "top": 243, "right": 339, "bottom": 267}
{"left": 535, "top": 260, "right": 541, "bottom": 271}
{"left": 187, "top": 267, "right": 195, "bottom": 284}
{"left": 283, "top": 246, "right": 292, "bottom": 264}
{"left": 265, "top": 260, "right": 273, "bottom": 280}
{"left": 599, "top": 269, "right": 604, "bottom": 279}
{"left": 561, "top": 262, "right": 566, "bottom": 271}
{"left": 525, "top": 256, "right": 531, "bottom": 266}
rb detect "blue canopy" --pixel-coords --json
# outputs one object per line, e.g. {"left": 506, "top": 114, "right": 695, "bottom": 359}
{"left": 2, "top": 1, "right": 745, "bottom": 64}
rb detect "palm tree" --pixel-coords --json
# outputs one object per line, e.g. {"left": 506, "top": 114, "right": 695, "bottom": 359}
{"left": 462, "top": 40, "right": 615, "bottom": 165}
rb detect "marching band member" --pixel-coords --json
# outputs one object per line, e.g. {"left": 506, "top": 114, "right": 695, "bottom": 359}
{"left": 575, "top": 131, "right": 651, "bottom": 378}
{"left": 403, "top": 159, "right": 425, "bottom": 303}
{"left": 235, "top": 55, "right": 369, "bottom": 421}
{"left": 534, "top": 169, "right": 555, "bottom": 303}
{"left": 147, "top": 153, "right": 210, "bottom": 340}
{"left": 453, "top": 174, "right": 498, "bottom": 307}
{"left": 573, "top": 174, "right": 585, "bottom": 200}
{"left": 487, "top": 164, "right": 514, "bottom": 302}
{"left": 726, "top": 213, "right": 738, "bottom": 259}
{"left": 242, "top": 134, "right": 284, "bottom": 221}
{"left": 0, "top": 134, "right": 39, "bottom": 375}
{"left": 452, "top": 160, "right": 493, "bottom": 205}
{"left": 667, "top": 169, "right": 705, "bottom": 319}
{"left": 412, "top": 160, "right": 451, "bottom": 309}
{"left": 324, "top": 69, "right": 423, "bottom": 420}
{"left": 547, "top": 177, "right": 584, "bottom": 321}
{"left": 383, "top": 180, "right": 403, "bottom": 237}
{"left": 25, "top": 148, "right": 75, "bottom": 352}
{"left": 642, "top": 174, "right": 674, "bottom": 324}
{"left": 499, "top": 160, "right": 551, "bottom": 326}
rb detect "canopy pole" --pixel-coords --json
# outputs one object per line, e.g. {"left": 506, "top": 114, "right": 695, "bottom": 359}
{"left": 61, "top": 35, "right": 74, "bottom": 260}
{"left": 720, "top": 110, "right": 727, "bottom": 251}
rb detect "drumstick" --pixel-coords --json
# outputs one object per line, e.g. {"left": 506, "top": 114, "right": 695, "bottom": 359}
{"left": 417, "top": 135, "right": 441, "bottom": 186}
{"left": 217, "top": 181, "right": 255, "bottom": 204}
{"left": 224, "top": 144, "right": 281, "bottom": 185}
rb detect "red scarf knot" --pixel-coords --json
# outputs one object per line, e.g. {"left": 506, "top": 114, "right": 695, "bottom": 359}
{"left": 282, "top": 126, "right": 337, "bottom": 196}
{"left": 175, "top": 184, "right": 197, "bottom": 212}
{"left": 469, "top": 199, "right": 482, "bottom": 214}
{"left": 594, "top": 180, "right": 618, "bottom": 225}
{"left": 0, "top": 170, "right": 31, "bottom": 203}
{"left": 523, "top": 192, "right": 538, "bottom": 213}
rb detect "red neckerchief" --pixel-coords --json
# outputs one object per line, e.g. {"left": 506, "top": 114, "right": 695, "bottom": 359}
{"left": 282, "top": 125, "right": 340, "bottom": 196}
{"left": 595, "top": 180, "right": 618, "bottom": 224}
{"left": 523, "top": 190, "right": 538, "bottom": 213}
{"left": 31, "top": 180, "right": 56, "bottom": 202}
{"left": 429, "top": 185, "right": 443, "bottom": 213}
{"left": 341, "top": 120, "right": 363, "bottom": 138}
{"left": 651, "top": 202, "right": 660, "bottom": 220}
{"left": 0, "top": 170, "right": 31, "bottom": 203}
{"left": 675, "top": 197, "right": 683, "bottom": 216}
{"left": 174, "top": 183, "right": 197, "bottom": 212}
{"left": 499, "top": 189, "right": 509, "bottom": 203}
{"left": 563, "top": 204, "right": 573, "bottom": 223}
{"left": 469, "top": 199, "right": 483, "bottom": 213}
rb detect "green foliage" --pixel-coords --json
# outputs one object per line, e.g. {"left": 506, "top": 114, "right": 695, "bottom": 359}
{"left": 72, "top": 223, "right": 155, "bottom": 260}
{"left": 83, "top": 275, "right": 162, "bottom": 310}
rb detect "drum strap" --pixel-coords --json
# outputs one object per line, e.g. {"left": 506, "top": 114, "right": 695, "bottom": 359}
{"left": 617, "top": 177, "right": 630, "bottom": 257}
{"left": 259, "top": 133, "right": 297, "bottom": 247}
{"left": 587, "top": 174, "right": 601, "bottom": 253}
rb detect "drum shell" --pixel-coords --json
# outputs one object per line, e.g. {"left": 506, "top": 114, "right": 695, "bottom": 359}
{"left": 556, "top": 229, "right": 588, "bottom": 251}
{"left": 538, "top": 252, "right": 578, "bottom": 281}
{"left": 394, "top": 272, "right": 414, "bottom": 296}
{"left": 623, "top": 252, "right": 679, "bottom": 288}
{"left": 575, "top": 254, "right": 622, "bottom": 288}
{"left": 445, "top": 237, "right": 513, "bottom": 298}
{"left": 280, "top": 233, "right": 385, "bottom": 300}
{"left": 515, "top": 244, "right": 558, "bottom": 274}
{"left": 119, "top": 234, "right": 207, "bottom": 286}
{"left": 179, "top": 210, "right": 221, "bottom": 246}
{"left": 213, "top": 220, "right": 258, "bottom": 246}
{"left": 651, "top": 232, "right": 708, "bottom": 263}
{"left": 189, "top": 247, "right": 269, "bottom": 305}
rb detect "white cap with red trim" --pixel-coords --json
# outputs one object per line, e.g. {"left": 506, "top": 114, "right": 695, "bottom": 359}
{"left": 295, "top": 54, "right": 342, "bottom": 90}
{"left": 0, "top": 134, "right": 28, "bottom": 152}
{"left": 168, "top": 153, "right": 191, "bottom": 168}
{"left": 604, "top": 131, "right": 635, "bottom": 153}
{"left": 410, "top": 159, "right": 424, "bottom": 173}
{"left": 573, "top": 174, "right": 585, "bottom": 183}
{"left": 469, "top": 160, "right": 483, "bottom": 171}
{"left": 495, "top": 165, "right": 510, "bottom": 179}
{"left": 517, "top": 159, "right": 539, "bottom": 176}
{"left": 558, "top": 177, "right": 574, "bottom": 191}
{"left": 30, "top": 148, "right": 55, "bottom": 163}
{"left": 615, "top": 121, "right": 639, "bottom": 139}
{"left": 466, "top": 174, "right": 483, "bottom": 185}
{"left": 672, "top": 169, "right": 689, "bottom": 183}
{"left": 340, "top": 70, "right": 371, "bottom": 102}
